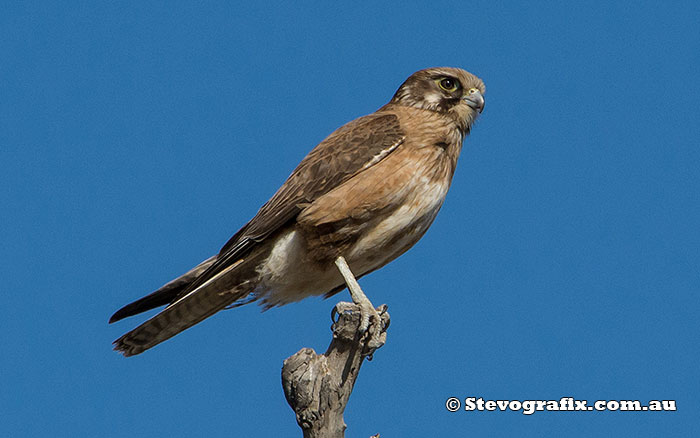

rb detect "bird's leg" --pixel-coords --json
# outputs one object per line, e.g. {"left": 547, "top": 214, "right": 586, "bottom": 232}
{"left": 334, "top": 256, "right": 383, "bottom": 350}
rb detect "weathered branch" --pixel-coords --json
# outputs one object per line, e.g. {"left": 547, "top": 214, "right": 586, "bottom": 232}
{"left": 282, "top": 301, "right": 390, "bottom": 438}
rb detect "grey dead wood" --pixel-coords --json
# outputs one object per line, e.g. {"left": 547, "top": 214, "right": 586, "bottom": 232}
{"left": 281, "top": 301, "right": 390, "bottom": 438}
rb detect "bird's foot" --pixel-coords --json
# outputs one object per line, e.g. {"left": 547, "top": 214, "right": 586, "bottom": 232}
{"left": 334, "top": 255, "right": 390, "bottom": 356}
{"left": 355, "top": 298, "right": 385, "bottom": 353}
{"left": 332, "top": 302, "right": 389, "bottom": 357}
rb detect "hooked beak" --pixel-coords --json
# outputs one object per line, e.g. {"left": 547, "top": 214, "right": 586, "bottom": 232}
{"left": 464, "top": 90, "right": 485, "bottom": 113}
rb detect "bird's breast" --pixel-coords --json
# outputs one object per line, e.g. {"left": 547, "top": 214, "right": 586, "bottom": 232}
{"left": 346, "top": 163, "right": 451, "bottom": 275}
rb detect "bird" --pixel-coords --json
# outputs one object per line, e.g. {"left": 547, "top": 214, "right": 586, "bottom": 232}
{"left": 110, "top": 67, "right": 485, "bottom": 356}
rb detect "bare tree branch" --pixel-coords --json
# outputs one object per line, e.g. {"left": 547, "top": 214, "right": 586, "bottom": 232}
{"left": 282, "top": 301, "right": 390, "bottom": 438}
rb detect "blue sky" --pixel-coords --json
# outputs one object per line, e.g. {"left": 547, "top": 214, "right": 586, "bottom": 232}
{"left": 1, "top": 2, "right": 698, "bottom": 436}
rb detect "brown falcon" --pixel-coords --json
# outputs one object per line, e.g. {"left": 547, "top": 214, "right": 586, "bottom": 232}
{"left": 110, "top": 67, "right": 485, "bottom": 356}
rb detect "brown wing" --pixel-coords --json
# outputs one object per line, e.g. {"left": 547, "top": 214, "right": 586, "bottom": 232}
{"left": 175, "top": 112, "right": 405, "bottom": 299}
{"left": 111, "top": 113, "right": 405, "bottom": 355}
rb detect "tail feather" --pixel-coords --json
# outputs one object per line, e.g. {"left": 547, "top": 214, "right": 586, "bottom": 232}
{"left": 109, "top": 256, "right": 217, "bottom": 323}
{"left": 112, "top": 256, "right": 260, "bottom": 356}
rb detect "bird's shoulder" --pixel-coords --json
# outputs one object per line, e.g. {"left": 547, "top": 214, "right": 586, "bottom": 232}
{"left": 302, "top": 111, "right": 405, "bottom": 163}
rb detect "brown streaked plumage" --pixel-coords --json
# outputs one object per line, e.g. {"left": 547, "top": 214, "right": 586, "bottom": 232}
{"left": 110, "top": 67, "right": 485, "bottom": 356}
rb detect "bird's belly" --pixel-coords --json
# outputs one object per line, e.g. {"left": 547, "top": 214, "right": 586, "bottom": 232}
{"left": 347, "top": 178, "right": 450, "bottom": 274}
{"left": 256, "top": 229, "right": 345, "bottom": 307}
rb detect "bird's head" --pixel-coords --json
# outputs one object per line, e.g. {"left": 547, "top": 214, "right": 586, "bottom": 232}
{"left": 390, "top": 67, "right": 485, "bottom": 133}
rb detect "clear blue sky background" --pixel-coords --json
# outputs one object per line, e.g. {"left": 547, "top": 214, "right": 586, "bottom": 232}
{"left": 1, "top": 2, "right": 698, "bottom": 437}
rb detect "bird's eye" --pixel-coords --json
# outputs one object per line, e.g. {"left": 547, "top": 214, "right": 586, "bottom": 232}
{"left": 438, "top": 77, "right": 459, "bottom": 92}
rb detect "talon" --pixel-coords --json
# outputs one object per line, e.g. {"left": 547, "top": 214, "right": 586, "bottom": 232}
{"left": 331, "top": 305, "right": 338, "bottom": 323}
